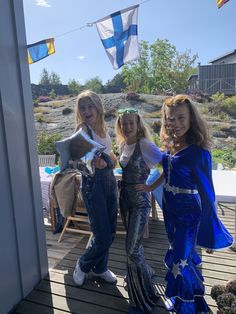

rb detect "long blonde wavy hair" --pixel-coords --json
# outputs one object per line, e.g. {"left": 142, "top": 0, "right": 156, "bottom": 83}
{"left": 160, "top": 95, "right": 211, "bottom": 151}
{"left": 115, "top": 109, "right": 151, "bottom": 145}
{"left": 75, "top": 90, "right": 106, "bottom": 136}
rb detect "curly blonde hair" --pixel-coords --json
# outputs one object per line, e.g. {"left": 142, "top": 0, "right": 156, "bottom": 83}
{"left": 160, "top": 95, "right": 211, "bottom": 151}
{"left": 75, "top": 90, "right": 106, "bottom": 136}
{"left": 115, "top": 109, "right": 151, "bottom": 145}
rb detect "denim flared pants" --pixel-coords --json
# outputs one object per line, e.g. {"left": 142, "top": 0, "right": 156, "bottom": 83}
{"left": 79, "top": 167, "right": 118, "bottom": 274}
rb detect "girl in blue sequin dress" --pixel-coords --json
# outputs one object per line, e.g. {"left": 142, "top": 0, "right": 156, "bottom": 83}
{"left": 136, "top": 95, "right": 233, "bottom": 313}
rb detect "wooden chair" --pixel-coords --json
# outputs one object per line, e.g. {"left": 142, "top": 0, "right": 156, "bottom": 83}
{"left": 58, "top": 206, "right": 93, "bottom": 248}
{"left": 58, "top": 206, "right": 126, "bottom": 244}
{"left": 38, "top": 154, "right": 56, "bottom": 167}
{"left": 57, "top": 175, "right": 93, "bottom": 245}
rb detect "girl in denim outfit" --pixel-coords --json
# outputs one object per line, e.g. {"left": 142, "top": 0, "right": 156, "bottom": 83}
{"left": 73, "top": 90, "right": 118, "bottom": 286}
{"left": 115, "top": 108, "right": 162, "bottom": 314}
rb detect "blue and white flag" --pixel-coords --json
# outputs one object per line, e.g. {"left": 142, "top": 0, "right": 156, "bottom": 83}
{"left": 95, "top": 5, "right": 140, "bottom": 69}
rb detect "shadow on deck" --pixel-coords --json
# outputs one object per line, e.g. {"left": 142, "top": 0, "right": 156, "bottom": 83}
{"left": 14, "top": 204, "right": 236, "bottom": 314}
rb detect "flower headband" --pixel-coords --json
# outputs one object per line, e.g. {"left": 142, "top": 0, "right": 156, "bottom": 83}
{"left": 118, "top": 107, "right": 138, "bottom": 116}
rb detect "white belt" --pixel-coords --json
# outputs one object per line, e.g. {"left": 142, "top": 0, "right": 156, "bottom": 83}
{"left": 164, "top": 183, "right": 198, "bottom": 195}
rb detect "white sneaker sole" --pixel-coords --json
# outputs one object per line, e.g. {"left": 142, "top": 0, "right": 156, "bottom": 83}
{"left": 91, "top": 271, "right": 117, "bottom": 283}
{"left": 73, "top": 270, "right": 85, "bottom": 286}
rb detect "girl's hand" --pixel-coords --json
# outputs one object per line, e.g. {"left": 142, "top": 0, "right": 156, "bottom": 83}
{"left": 135, "top": 184, "right": 152, "bottom": 193}
{"left": 95, "top": 157, "right": 107, "bottom": 169}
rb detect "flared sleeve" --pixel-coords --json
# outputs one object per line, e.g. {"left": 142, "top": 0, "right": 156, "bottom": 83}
{"left": 193, "top": 148, "right": 233, "bottom": 249}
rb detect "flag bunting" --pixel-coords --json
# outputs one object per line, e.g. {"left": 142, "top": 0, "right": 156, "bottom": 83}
{"left": 27, "top": 38, "right": 55, "bottom": 64}
{"left": 217, "top": 0, "right": 230, "bottom": 8}
{"left": 95, "top": 5, "right": 140, "bottom": 69}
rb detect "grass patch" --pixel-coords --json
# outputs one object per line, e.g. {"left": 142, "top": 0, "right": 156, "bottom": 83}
{"left": 50, "top": 101, "right": 65, "bottom": 109}
{"left": 35, "top": 114, "right": 54, "bottom": 123}
{"left": 143, "top": 110, "right": 162, "bottom": 118}
{"left": 34, "top": 107, "right": 51, "bottom": 114}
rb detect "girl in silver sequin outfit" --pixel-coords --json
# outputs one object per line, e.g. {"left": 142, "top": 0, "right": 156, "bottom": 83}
{"left": 115, "top": 108, "right": 162, "bottom": 313}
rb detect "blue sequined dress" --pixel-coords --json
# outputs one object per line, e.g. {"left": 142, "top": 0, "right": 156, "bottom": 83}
{"left": 162, "top": 144, "right": 233, "bottom": 314}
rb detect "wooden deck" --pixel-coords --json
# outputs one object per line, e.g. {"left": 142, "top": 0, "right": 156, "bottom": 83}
{"left": 14, "top": 204, "right": 236, "bottom": 314}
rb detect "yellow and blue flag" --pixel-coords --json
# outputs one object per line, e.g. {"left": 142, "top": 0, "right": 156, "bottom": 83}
{"left": 27, "top": 38, "right": 55, "bottom": 64}
{"left": 217, "top": 0, "right": 230, "bottom": 8}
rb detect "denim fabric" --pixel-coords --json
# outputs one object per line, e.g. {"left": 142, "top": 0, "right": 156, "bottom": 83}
{"left": 79, "top": 167, "right": 118, "bottom": 273}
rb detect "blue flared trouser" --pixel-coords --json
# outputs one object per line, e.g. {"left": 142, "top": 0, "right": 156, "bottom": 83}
{"left": 79, "top": 167, "right": 118, "bottom": 274}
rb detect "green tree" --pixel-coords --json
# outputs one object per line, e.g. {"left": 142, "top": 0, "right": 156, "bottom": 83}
{"left": 84, "top": 76, "right": 104, "bottom": 93}
{"left": 68, "top": 79, "right": 82, "bottom": 95}
{"left": 121, "top": 39, "right": 197, "bottom": 94}
{"left": 39, "top": 68, "right": 62, "bottom": 85}
{"left": 39, "top": 68, "right": 50, "bottom": 85}
{"left": 104, "top": 73, "right": 127, "bottom": 93}
{"left": 50, "top": 71, "right": 61, "bottom": 84}
{"left": 49, "top": 89, "right": 56, "bottom": 99}
{"left": 122, "top": 41, "right": 150, "bottom": 93}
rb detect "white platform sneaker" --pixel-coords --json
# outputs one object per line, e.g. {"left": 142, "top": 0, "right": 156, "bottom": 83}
{"left": 73, "top": 261, "right": 86, "bottom": 286}
{"left": 92, "top": 269, "right": 117, "bottom": 283}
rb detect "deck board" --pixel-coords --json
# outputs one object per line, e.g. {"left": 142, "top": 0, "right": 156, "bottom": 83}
{"left": 14, "top": 203, "right": 236, "bottom": 314}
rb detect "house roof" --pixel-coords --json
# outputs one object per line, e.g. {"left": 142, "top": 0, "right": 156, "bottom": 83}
{"left": 188, "top": 74, "right": 198, "bottom": 81}
{"left": 208, "top": 50, "right": 236, "bottom": 63}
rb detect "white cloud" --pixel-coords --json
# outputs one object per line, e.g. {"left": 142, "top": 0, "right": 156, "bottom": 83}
{"left": 36, "top": 0, "right": 51, "bottom": 7}
{"left": 76, "top": 55, "right": 86, "bottom": 61}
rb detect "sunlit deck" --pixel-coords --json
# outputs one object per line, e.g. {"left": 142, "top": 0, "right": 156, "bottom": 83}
{"left": 14, "top": 204, "right": 236, "bottom": 314}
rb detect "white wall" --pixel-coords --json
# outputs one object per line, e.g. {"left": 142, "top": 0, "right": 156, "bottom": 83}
{"left": 0, "top": 1, "right": 48, "bottom": 313}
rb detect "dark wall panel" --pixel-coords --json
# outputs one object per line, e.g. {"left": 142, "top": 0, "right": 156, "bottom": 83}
{"left": 0, "top": 1, "right": 48, "bottom": 313}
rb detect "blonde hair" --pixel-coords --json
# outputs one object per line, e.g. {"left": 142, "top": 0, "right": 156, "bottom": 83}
{"left": 75, "top": 90, "right": 106, "bottom": 136}
{"left": 160, "top": 95, "right": 211, "bottom": 151}
{"left": 115, "top": 110, "right": 151, "bottom": 145}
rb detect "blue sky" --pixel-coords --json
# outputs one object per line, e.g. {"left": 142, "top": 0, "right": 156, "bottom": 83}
{"left": 23, "top": 0, "right": 236, "bottom": 85}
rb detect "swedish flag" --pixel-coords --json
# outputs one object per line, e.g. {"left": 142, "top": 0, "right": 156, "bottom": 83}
{"left": 217, "top": 0, "right": 230, "bottom": 8}
{"left": 27, "top": 38, "right": 55, "bottom": 64}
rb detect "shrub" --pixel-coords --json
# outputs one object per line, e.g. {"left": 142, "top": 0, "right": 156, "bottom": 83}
{"left": 212, "top": 149, "right": 236, "bottom": 169}
{"left": 112, "top": 139, "right": 119, "bottom": 157}
{"left": 210, "top": 92, "right": 225, "bottom": 103}
{"left": 151, "top": 121, "right": 161, "bottom": 134}
{"left": 37, "top": 131, "right": 62, "bottom": 157}
{"left": 35, "top": 114, "right": 44, "bottom": 123}
{"left": 62, "top": 107, "right": 73, "bottom": 115}
{"left": 189, "top": 91, "right": 210, "bottom": 103}
{"left": 211, "top": 285, "right": 227, "bottom": 301}
{"left": 217, "top": 293, "right": 236, "bottom": 311}
{"left": 226, "top": 280, "right": 236, "bottom": 295}
{"left": 49, "top": 89, "right": 56, "bottom": 99}
{"left": 211, "top": 279, "right": 236, "bottom": 313}
{"left": 231, "top": 300, "right": 236, "bottom": 313}
{"left": 152, "top": 134, "right": 161, "bottom": 147}
{"left": 126, "top": 92, "right": 140, "bottom": 101}
{"left": 33, "top": 99, "right": 39, "bottom": 107}
{"left": 222, "top": 96, "right": 236, "bottom": 117}
{"left": 37, "top": 95, "right": 52, "bottom": 103}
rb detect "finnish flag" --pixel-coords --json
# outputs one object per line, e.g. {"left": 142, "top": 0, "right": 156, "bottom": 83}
{"left": 95, "top": 5, "right": 140, "bottom": 69}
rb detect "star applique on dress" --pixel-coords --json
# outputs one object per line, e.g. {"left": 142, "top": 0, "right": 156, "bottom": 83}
{"left": 172, "top": 262, "right": 182, "bottom": 279}
{"left": 179, "top": 259, "right": 188, "bottom": 269}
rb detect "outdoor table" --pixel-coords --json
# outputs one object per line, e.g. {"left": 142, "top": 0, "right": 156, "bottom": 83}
{"left": 212, "top": 170, "right": 236, "bottom": 249}
{"left": 39, "top": 167, "right": 56, "bottom": 230}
